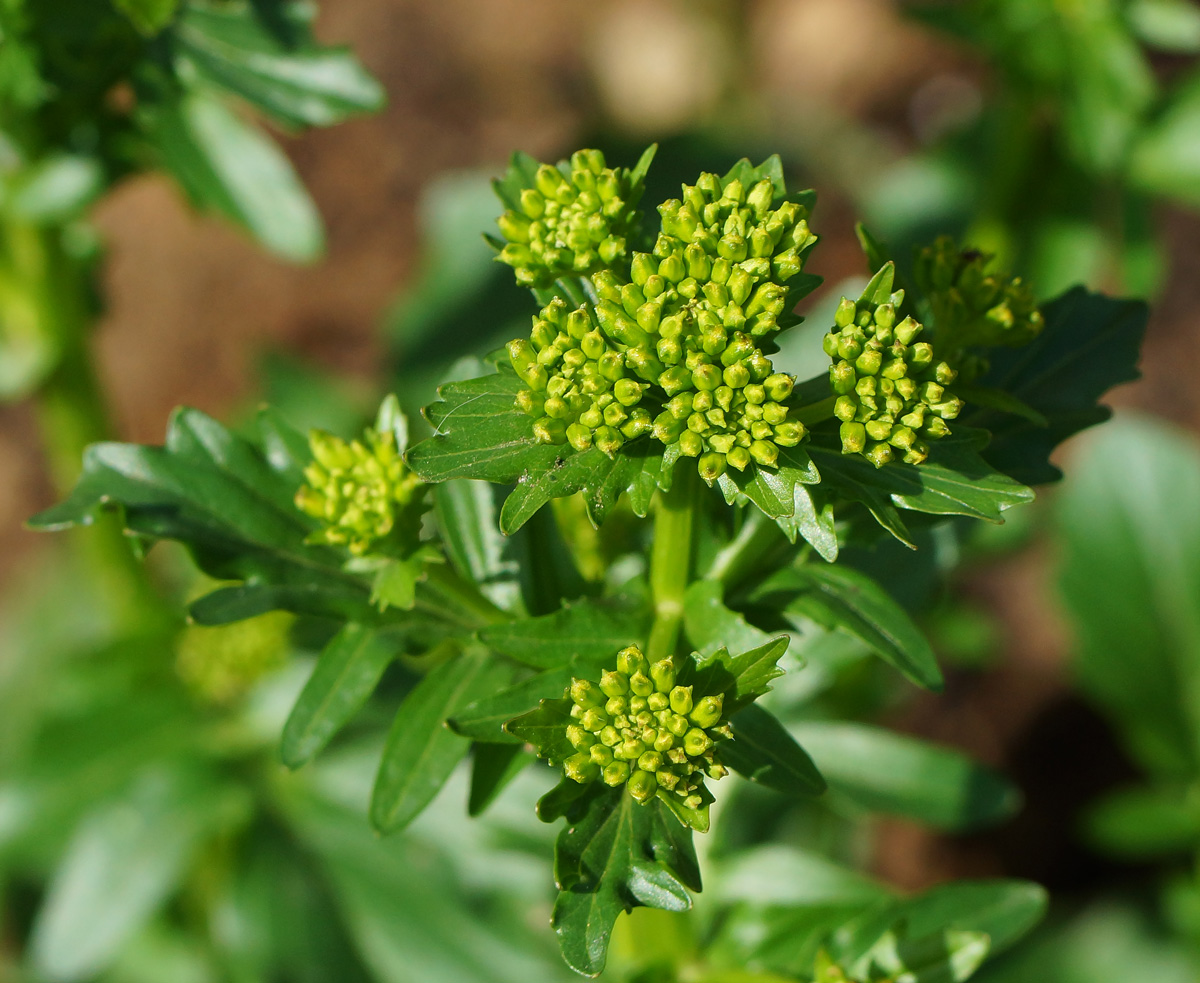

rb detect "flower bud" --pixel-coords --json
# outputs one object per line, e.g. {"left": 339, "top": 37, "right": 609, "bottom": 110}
{"left": 689, "top": 694, "right": 724, "bottom": 728}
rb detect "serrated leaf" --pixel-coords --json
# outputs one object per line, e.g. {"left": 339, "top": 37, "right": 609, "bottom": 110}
{"left": 791, "top": 722, "right": 1019, "bottom": 831}
{"left": 478, "top": 598, "right": 650, "bottom": 670}
{"left": 692, "top": 636, "right": 790, "bottom": 714}
{"left": 969, "top": 287, "right": 1146, "bottom": 485}
{"left": 369, "top": 650, "right": 514, "bottom": 833}
{"left": 551, "top": 785, "right": 699, "bottom": 977}
{"left": 174, "top": 0, "right": 384, "bottom": 128}
{"left": 504, "top": 697, "right": 574, "bottom": 763}
{"left": 281, "top": 623, "right": 398, "bottom": 768}
{"left": 723, "top": 704, "right": 826, "bottom": 797}
{"left": 775, "top": 484, "right": 839, "bottom": 561}
{"left": 450, "top": 666, "right": 572, "bottom": 743}
{"left": 753, "top": 565, "right": 943, "bottom": 691}
{"left": 715, "top": 447, "right": 820, "bottom": 520}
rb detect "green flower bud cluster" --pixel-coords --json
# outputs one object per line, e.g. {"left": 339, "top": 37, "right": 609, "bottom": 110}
{"left": 295, "top": 427, "right": 425, "bottom": 556}
{"left": 508, "top": 297, "right": 653, "bottom": 454}
{"left": 825, "top": 296, "right": 963, "bottom": 467}
{"left": 914, "top": 236, "right": 1044, "bottom": 356}
{"left": 495, "top": 149, "right": 646, "bottom": 289}
{"left": 561, "top": 645, "right": 731, "bottom": 811}
{"left": 588, "top": 171, "right": 817, "bottom": 482}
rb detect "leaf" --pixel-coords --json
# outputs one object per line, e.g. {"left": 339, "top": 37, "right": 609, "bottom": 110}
{"left": 722, "top": 705, "right": 826, "bottom": 797}
{"left": 369, "top": 649, "right": 514, "bottom": 833}
{"left": 790, "top": 722, "right": 1019, "bottom": 831}
{"left": 753, "top": 565, "right": 943, "bottom": 691}
{"left": 433, "top": 479, "right": 522, "bottom": 611}
{"left": 854, "top": 222, "right": 892, "bottom": 273}
{"left": 1086, "top": 784, "right": 1200, "bottom": 857}
{"left": 113, "top": 0, "right": 178, "bottom": 34}
{"left": 29, "top": 765, "right": 245, "bottom": 981}
{"left": 478, "top": 598, "right": 650, "bottom": 670}
{"left": 189, "top": 581, "right": 373, "bottom": 624}
{"left": 503, "top": 697, "right": 575, "bottom": 763}
{"left": 969, "top": 287, "right": 1147, "bottom": 485}
{"left": 683, "top": 580, "right": 772, "bottom": 657}
{"left": 715, "top": 447, "right": 820, "bottom": 520}
{"left": 141, "top": 86, "right": 324, "bottom": 262}
{"left": 467, "top": 743, "right": 532, "bottom": 817}
{"left": 450, "top": 666, "right": 573, "bottom": 743}
{"left": 551, "top": 785, "right": 699, "bottom": 977}
{"left": 281, "top": 623, "right": 399, "bottom": 769}
{"left": 692, "top": 636, "right": 790, "bottom": 714}
{"left": 775, "top": 484, "right": 839, "bottom": 561}
{"left": 1056, "top": 415, "right": 1200, "bottom": 776}
{"left": 174, "top": 0, "right": 384, "bottom": 128}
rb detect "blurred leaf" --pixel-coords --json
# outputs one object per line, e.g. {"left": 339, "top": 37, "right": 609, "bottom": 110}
{"left": 467, "top": 743, "right": 532, "bottom": 816}
{"left": 791, "top": 723, "right": 1019, "bottom": 831}
{"left": 369, "top": 649, "right": 513, "bottom": 833}
{"left": 714, "top": 845, "right": 888, "bottom": 908}
{"left": 30, "top": 765, "right": 245, "bottom": 982}
{"left": 1129, "top": 0, "right": 1200, "bottom": 51}
{"left": 723, "top": 705, "right": 826, "bottom": 797}
{"left": 142, "top": 86, "right": 323, "bottom": 262}
{"left": 281, "top": 623, "right": 399, "bottom": 768}
{"left": 1131, "top": 71, "right": 1200, "bottom": 206}
{"left": 174, "top": 1, "right": 383, "bottom": 127}
{"left": 1057, "top": 415, "right": 1200, "bottom": 776}
{"left": 478, "top": 599, "right": 650, "bottom": 671}
{"left": 1086, "top": 784, "right": 1200, "bottom": 857}
{"left": 434, "top": 479, "right": 523, "bottom": 611}
{"left": 7, "top": 153, "right": 103, "bottom": 221}
{"left": 753, "top": 565, "right": 943, "bottom": 691}
{"left": 113, "top": 0, "right": 178, "bottom": 35}
{"left": 551, "top": 785, "right": 700, "bottom": 977}
{"left": 971, "top": 287, "right": 1146, "bottom": 485}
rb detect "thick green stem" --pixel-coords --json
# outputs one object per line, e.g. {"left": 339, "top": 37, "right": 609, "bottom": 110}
{"left": 646, "top": 467, "right": 700, "bottom": 662}
{"left": 422, "top": 561, "right": 511, "bottom": 628}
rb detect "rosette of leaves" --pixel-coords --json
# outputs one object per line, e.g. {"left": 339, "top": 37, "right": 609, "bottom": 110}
{"left": 499, "top": 634, "right": 826, "bottom": 976}
{"left": 825, "top": 272, "right": 963, "bottom": 467}
{"left": 490, "top": 146, "right": 656, "bottom": 289}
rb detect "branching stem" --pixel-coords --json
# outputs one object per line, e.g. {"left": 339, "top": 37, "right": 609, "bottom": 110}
{"left": 646, "top": 465, "right": 700, "bottom": 662}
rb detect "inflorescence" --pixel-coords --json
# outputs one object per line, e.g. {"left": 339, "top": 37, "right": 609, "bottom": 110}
{"left": 295, "top": 427, "right": 425, "bottom": 556}
{"left": 495, "top": 149, "right": 647, "bottom": 289}
{"left": 825, "top": 294, "right": 963, "bottom": 467}
{"left": 506, "top": 157, "right": 819, "bottom": 483}
{"left": 562, "top": 645, "right": 731, "bottom": 811}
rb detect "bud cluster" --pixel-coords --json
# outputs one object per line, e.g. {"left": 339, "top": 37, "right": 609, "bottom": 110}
{"left": 914, "top": 236, "right": 1044, "bottom": 358}
{"left": 561, "top": 645, "right": 731, "bottom": 811}
{"left": 825, "top": 297, "right": 963, "bottom": 467}
{"left": 495, "top": 149, "right": 646, "bottom": 289}
{"left": 507, "top": 298, "right": 652, "bottom": 455}
{"left": 295, "top": 427, "right": 425, "bottom": 556}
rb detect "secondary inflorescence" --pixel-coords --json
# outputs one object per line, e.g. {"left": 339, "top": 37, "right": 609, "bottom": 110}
{"left": 295, "top": 427, "right": 425, "bottom": 556}
{"left": 495, "top": 149, "right": 647, "bottom": 289}
{"left": 914, "top": 236, "right": 1044, "bottom": 361}
{"left": 825, "top": 296, "right": 963, "bottom": 467}
{"left": 562, "top": 645, "right": 731, "bottom": 811}
{"left": 507, "top": 166, "right": 819, "bottom": 482}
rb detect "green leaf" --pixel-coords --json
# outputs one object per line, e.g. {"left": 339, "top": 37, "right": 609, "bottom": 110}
{"left": 7, "top": 153, "right": 104, "bottom": 222}
{"left": 551, "top": 785, "right": 700, "bottom": 977}
{"left": 189, "top": 582, "right": 373, "bottom": 624}
{"left": 1130, "top": 0, "right": 1200, "bottom": 52}
{"left": 174, "top": 1, "right": 384, "bottom": 128}
{"left": 450, "top": 666, "right": 572, "bottom": 743}
{"left": 753, "top": 565, "right": 943, "bottom": 691}
{"left": 29, "top": 765, "right": 245, "bottom": 981}
{"left": 969, "top": 287, "right": 1147, "bottom": 485}
{"left": 467, "top": 743, "right": 532, "bottom": 817}
{"left": 1086, "top": 784, "right": 1200, "bottom": 857}
{"left": 1057, "top": 415, "right": 1200, "bottom": 776}
{"left": 369, "top": 649, "right": 514, "bottom": 833}
{"left": 723, "top": 705, "right": 826, "bottom": 797}
{"left": 433, "top": 479, "right": 522, "bottom": 611}
{"left": 854, "top": 222, "right": 892, "bottom": 274}
{"left": 715, "top": 447, "right": 820, "bottom": 521}
{"left": 692, "top": 636, "right": 790, "bottom": 714}
{"left": 113, "top": 0, "right": 178, "bottom": 34}
{"left": 141, "top": 86, "right": 324, "bottom": 262}
{"left": 281, "top": 624, "right": 398, "bottom": 769}
{"left": 790, "top": 723, "right": 1019, "bottom": 831}
{"left": 503, "top": 697, "right": 574, "bottom": 763}
{"left": 775, "top": 484, "right": 839, "bottom": 561}
{"left": 478, "top": 598, "right": 650, "bottom": 670}
{"left": 683, "top": 580, "right": 772, "bottom": 657}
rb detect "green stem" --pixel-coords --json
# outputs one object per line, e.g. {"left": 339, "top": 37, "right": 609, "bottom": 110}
{"left": 646, "top": 466, "right": 700, "bottom": 662}
{"left": 422, "top": 562, "right": 511, "bottom": 627}
{"left": 705, "top": 507, "right": 787, "bottom": 592}
{"left": 793, "top": 395, "right": 837, "bottom": 427}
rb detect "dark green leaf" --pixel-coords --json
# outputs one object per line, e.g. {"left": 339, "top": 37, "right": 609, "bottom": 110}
{"left": 478, "top": 598, "right": 650, "bottom": 670}
{"left": 188, "top": 582, "right": 373, "bottom": 624}
{"left": 281, "top": 623, "right": 399, "bottom": 768}
{"left": 174, "top": 1, "right": 384, "bottom": 128}
{"left": 503, "top": 698, "right": 574, "bottom": 763}
{"left": 970, "top": 287, "right": 1147, "bottom": 485}
{"left": 754, "top": 565, "right": 943, "bottom": 691}
{"left": 113, "top": 0, "right": 178, "bottom": 34}
{"left": 451, "top": 666, "right": 572, "bottom": 743}
{"left": 467, "top": 743, "right": 532, "bottom": 817}
{"left": 369, "top": 649, "right": 514, "bottom": 833}
{"left": 715, "top": 447, "right": 820, "bottom": 521}
{"left": 775, "top": 484, "right": 839, "bottom": 561}
{"left": 551, "top": 786, "right": 698, "bottom": 977}
{"left": 692, "top": 636, "right": 790, "bottom": 714}
{"left": 723, "top": 704, "right": 826, "bottom": 796}
{"left": 791, "top": 722, "right": 1019, "bottom": 831}
{"left": 433, "top": 479, "right": 522, "bottom": 611}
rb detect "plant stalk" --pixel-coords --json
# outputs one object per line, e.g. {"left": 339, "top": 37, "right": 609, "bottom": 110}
{"left": 422, "top": 561, "right": 511, "bottom": 627}
{"left": 646, "top": 466, "right": 700, "bottom": 662}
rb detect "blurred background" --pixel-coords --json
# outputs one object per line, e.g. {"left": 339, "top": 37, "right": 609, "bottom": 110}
{"left": 5, "top": 0, "right": 1200, "bottom": 980}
